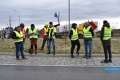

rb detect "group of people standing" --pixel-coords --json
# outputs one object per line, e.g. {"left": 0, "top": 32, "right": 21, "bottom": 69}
{"left": 12, "top": 20, "right": 113, "bottom": 63}
{"left": 69, "top": 20, "right": 113, "bottom": 63}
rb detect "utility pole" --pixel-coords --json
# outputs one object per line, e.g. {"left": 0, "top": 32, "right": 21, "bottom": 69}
{"left": 9, "top": 15, "right": 12, "bottom": 27}
{"left": 68, "top": 0, "right": 70, "bottom": 33}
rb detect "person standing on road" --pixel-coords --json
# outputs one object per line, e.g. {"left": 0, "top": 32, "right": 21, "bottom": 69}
{"left": 40, "top": 23, "right": 48, "bottom": 50}
{"left": 20, "top": 23, "right": 26, "bottom": 44}
{"left": 69, "top": 23, "right": 81, "bottom": 58}
{"left": 12, "top": 26, "right": 27, "bottom": 60}
{"left": 100, "top": 20, "right": 113, "bottom": 63}
{"left": 28, "top": 24, "right": 39, "bottom": 54}
{"left": 83, "top": 22, "right": 94, "bottom": 59}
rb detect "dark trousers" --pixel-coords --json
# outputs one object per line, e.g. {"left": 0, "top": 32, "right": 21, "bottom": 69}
{"left": 15, "top": 42, "right": 25, "bottom": 59}
{"left": 41, "top": 37, "right": 47, "bottom": 49}
{"left": 23, "top": 38, "right": 25, "bottom": 44}
{"left": 71, "top": 40, "right": 80, "bottom": 55}
{"left": 102, "top": 40, "right": 112, "bottom": 61}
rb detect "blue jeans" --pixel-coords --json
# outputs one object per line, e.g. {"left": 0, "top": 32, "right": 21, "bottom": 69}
{"left": 47, "top": 38, "right": 55, "bottom": 52}
{"left": 15, "top": 42, "right": 25, "bottom": 58}
{"left": 84, "top": 39, "right": 92, "bottom": 56}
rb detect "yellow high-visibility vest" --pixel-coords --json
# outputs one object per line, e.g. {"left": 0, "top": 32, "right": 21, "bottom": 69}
{"left": 14, "top": 31, "right": 23, "bottom": 42}
{"left": 29, "top": 28, "right": 38, "bottom": 39}
{"left": 44, "top": 27, "right": 48, "bottom": 35}
{"left": 71, "top": 28, "right": 78, "bottom": 40}
{"left": 47, "top": 27, "right": 56, "bottom": 38}
{"left": 83, "top": 26, "right": 92, "bottom": 38}
{"left": 103, "top": 26, "right": 112, "bottom": 40}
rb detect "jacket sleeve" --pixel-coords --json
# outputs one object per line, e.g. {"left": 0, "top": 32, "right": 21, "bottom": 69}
{"left": 100, "top": 27, "right": 104, "bottom": 41}
{"left": 89, "top": 27, "right": 94, "bottom": 37}
{"left": 111, "top": 29, "right": 113, "bottom": 37}
{"left": 69, "top": 30, "right": 73, "bottom": 39}
{"left": 54, "top": 24, "right": 60, "bottom": 27}
{"left": 12, "top": 32, "right": 19, "bottom": 39}
{"left": 41, "top": 28, "right": 44, "bottom": 37}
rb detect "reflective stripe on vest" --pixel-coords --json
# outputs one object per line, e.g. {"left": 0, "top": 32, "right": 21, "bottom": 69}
{"left": 29, "top": 28, "right": 38, "bottom": 39}
{"left": 103, "top": 27, "right": 112, "bottom": 40}
{"left": 44, "top": 27, "right": 48, "bottom": 35}
{"left": 14, "top": 31, "right": 23, "bottom": 42}
{"left": 48, "top": 27, "right": 56, "bottom": 38}
{"left": 71, "top": 28, "right": 78, "bottom": 40}
{"left": 83, "top": 26, "right": 92, "bottom": 38}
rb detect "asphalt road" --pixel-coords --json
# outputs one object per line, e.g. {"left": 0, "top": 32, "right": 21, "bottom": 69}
{"left": 0, "top": 65, "right": 120, "bottom": 80}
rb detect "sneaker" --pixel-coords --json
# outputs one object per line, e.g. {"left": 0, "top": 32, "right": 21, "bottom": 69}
{"left": 101, "top": 60, "right": 108, "bottom": 63}
{"left": 71, "top": 55, "right": 74, "bottom": 58}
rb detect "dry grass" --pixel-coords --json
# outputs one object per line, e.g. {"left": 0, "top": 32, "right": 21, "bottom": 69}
{"left": 0, "top": 38, "right": 120, "bottom": 54}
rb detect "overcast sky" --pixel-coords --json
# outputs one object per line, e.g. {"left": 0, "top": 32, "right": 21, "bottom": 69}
{"left": 0, "top": 0, "right": 120, "bottom": 28}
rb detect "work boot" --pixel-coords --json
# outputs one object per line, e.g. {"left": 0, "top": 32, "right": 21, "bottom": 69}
{"left": 71, "top": 55, "right": 74, "bottom": 58}
{"left": 22, "top": 57, "right": 27, "bottom": 60}
{"left": 101, "top": 60, "right": 108, "bottom": 63}
{"left": 86, "top": 56, "right": 91, "bottom": 59}
{"left": 29, "top": 49, "right": 34, "bottom": 55}
{"left": 47, "top": 51, "right": 51, "bottom": 54}
{"left": 83, "top": 55, "right": 87, "bottom": 58}
{"left": 108, "top": 59, "right": 112, "bottom": 63}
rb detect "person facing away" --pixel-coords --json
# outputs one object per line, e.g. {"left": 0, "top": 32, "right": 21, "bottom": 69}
{"left": 100, "top": 20, "right": 113, "bottom": 63}
{"left": 83, "top": 22, "right": 94, "bottom": 59}
{"left": 28, "top": 24, "right": 39, "bottom": 54}
{"left": 20, "top": 23, "right": 26, "bottom": 44}
{"left": 40, "top": 23, "right": 48, "bottom": 50}
{"left": 69, "top": 23, "right": 81, "bottom": 58}
{"left": 12, "top": 26, "right": 27, "bottom": 60}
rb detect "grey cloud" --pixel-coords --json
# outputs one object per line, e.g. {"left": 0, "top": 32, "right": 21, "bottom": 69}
{"left": 0, "top": 0, "right": 120, "bottom": 28}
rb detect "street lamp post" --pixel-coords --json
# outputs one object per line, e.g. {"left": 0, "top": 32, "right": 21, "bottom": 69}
{"left": 68, "top": 0, "right": 70, "bottom": 33}
{"left": 14, "top": 10, "right": 20, "bottom": 25}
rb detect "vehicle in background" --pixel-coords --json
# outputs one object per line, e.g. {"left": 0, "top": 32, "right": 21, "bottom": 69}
{"left": 0, "top": 27, "right": 13, "bottom": 39}
{"left": 56, "top": 21, "right": 98, "bottom": 39}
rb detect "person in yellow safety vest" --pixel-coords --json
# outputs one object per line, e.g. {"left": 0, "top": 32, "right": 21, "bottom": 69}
{"left": 69, "top": 23, "right": 81, "bottom": 58}
{"left": 83, "top": 22, "right": 94, "bottom": 59}
{"left": 100, "top": 20, "right": 113, "bottom": 63}
{"left": 46, "top": 22, "right": 58, "bottom": 55}
{"left": 28, "top": 24, "right": 39, "bottom": 54}
{"left": 12, "top": 26, "right": 27, "bottom": 60}
{"left": 20, "top": 23, "right": 26, "bottom": 44}
{"left": 40, "top": 23, "right": 48, "bottom": 50}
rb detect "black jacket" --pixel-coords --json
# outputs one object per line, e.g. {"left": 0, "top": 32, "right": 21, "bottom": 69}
{"left": 100, "top": 25, "right": 113, "bottom": 41}
{"left": 12, "top": 31, "right": 21, "bottom": 39}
